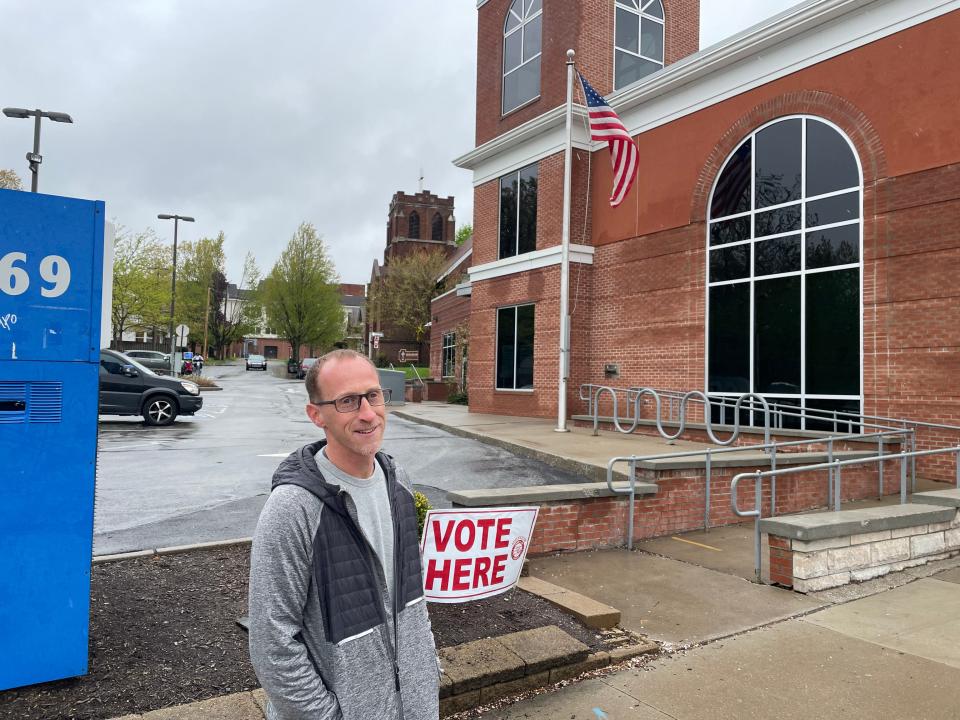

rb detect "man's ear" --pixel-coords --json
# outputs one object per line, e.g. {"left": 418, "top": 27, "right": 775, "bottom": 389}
{"left": 306, "top": 403, "right": 327, "bottom": 430}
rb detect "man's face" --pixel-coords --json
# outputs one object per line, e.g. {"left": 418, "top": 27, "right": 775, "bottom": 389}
{"left": 306, "top": 357, "right": 386, "bottom": 465}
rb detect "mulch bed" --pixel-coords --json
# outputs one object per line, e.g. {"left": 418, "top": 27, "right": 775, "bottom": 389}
{"left": 0, "top": 544, "right": 602, "bottom": 720}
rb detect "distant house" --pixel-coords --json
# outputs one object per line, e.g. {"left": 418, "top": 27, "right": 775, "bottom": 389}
{"left": 429, "top": 235, "right": 472, "bottom": 389}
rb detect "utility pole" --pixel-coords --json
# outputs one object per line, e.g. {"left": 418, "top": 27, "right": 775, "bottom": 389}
{"left": 157, "top": 214, "right": 195, "bottom": 374}
{"left": 202, "top": 285, "right": 211, "bottom": 360}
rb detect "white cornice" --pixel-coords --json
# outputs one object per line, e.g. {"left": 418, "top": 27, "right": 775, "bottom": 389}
{"left": 469, "top": 244, "right": 595, "bottom": 282}
{"left": 455, "top": 0, "right": 960, "bottom": 184}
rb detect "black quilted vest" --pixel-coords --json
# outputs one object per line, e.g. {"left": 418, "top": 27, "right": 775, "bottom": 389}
{"left": 274, "top": 441, "right": 424, "bottom": 644}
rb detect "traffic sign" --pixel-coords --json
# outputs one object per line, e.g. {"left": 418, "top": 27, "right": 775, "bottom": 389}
{"left": 175, "top": 324, "right": 189, "bottom": 345}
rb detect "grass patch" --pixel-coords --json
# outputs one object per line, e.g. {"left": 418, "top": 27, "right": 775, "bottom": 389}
{"left": 401, "top": 366, "right": 431, "bottom": 381}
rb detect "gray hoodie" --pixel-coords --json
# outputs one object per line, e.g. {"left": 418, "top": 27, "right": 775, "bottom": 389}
{"left": 248, "top": 441, "right": 439, "bottom": 720}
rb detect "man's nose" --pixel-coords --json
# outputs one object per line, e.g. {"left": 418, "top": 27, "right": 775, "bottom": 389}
{"left": 357, "top": 396, "right": 377, "bottom": 421}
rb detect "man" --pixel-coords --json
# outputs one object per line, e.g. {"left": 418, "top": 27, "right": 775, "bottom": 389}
{"left": 249, "top": 349, "right": 439, "bottom": 720}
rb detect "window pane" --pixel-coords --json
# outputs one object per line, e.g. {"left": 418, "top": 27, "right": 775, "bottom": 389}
{"left": 755, "top": 235, "right": 800, "bottom": 276}
{"left": 505, "top": 2, "right": 522, "bottom": 32}
{"left": 499, "top": 174, "right": 517, "bottom": 258}
{"left": 640, "top": 17, "right": 663, "bottom": 60}
{"left": 806, "top": 269, "right": 859, "bottom": 395}
{"left": 806, "top": 119, "right": 859, "bottom": 196}
{"left": 711, "top": 142, "right": 751, "bottom": 218}
{"left": 806, "top": 191, "right": 858, "bottom": 228}
{"left": 523, "top": 15, "right": 541, "bottom": 62}
{"left": 504, "top": 29, "right": 522, "bottom": 72}
{"left": 708, "top": 283, "right": 750, "bottom": 392}
{"left": 615, "top": 50, "right": 660, "bottom": 89}
{"left": 755, "top": 119, "right": 802, "bottom": 208}
{"left": 515, "top": 305, "right": 535, "bottom": 389}
{"left": 755, "top": 204, "right": 800, "bottom": 238}
{"left": 710, "top": 245, "right": 749, "bottom": 282}
{"left": 516, "top": 57, "right": 540, "bottom": 106}
{"left": 805, "top": 399, "right": 861, "bottom": 433}
{"left": 710, "top": 216, "right": 750, "bottom": 246}
{"left": 527, "top": 0, "right": 542, "bottom": 13}
{"left": 496, "top": 307, "right": 516, "bottom": 389}
{"left": 615, "top": 7, "right": 639, "bottom": 53}
{"left": 754, "top": 276, "right": 800, "bottom": 394}
{"left": 617, "top": 0, "right": 639, "bottom": 8}
{"left": 643, "top": 0, "right": 664, "bottom": 19}
{"left": 518, "top": 164, "right": 538, "bottom": 254}
{"left": 806, "top": 223, "right": 859, "bottom": 269}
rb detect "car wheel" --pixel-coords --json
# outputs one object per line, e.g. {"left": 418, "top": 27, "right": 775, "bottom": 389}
{"left": 142, "top": 396, "right": 178, "bottom": 426}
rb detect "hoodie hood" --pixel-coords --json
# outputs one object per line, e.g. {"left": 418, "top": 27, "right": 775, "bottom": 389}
{"left": 271, "top": 439, "right": 395, "bottom": 519}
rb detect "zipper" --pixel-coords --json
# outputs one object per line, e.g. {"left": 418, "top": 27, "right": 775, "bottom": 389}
{"left": 340, "top": 486, "right": 403, "bottom": 715}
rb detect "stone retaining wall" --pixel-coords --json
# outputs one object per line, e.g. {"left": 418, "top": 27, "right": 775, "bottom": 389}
{"left": 768, "top": 511, "right": 960, "bottom": 592}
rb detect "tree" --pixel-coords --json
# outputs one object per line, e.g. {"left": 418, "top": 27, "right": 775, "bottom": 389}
{"left": 207, "top": 253, "right": 263, "bottom": 358}
{"left": 110, "top": 227, "right": 172, "bottom": 346}
{"left": 370, "top": 248, "right": 450, "bottom": 343}
{"left": 176, "top": 232, "right": 227, "bottom": 340}
{"left": 262, "top": 222, "right": 342, "bottom": 362}
{"left": 455, "top": 223, "right": 472, "bottom": 246}
{"left": 0, "top": 169, "right": 23, "bottom": 190}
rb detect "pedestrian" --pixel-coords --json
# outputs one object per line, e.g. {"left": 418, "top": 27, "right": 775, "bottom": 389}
{"left": 248, "top": 348, "right": 439, "bottom": 720}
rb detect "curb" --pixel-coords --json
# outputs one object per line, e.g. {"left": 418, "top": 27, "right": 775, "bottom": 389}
{"left": 198, "top": 385, "right": 224, "bottom": 391}
{"left": 92, "top": 537, "right": 252, "bottom": 564}
{"left": 518, "top": 576, "right": 621, "bottom": 629}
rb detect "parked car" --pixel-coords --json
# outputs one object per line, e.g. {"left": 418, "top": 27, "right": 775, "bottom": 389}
{"left": 98, "top": 349, "right": 203, "bottom": 426}
{"left": 123, "top": 349, "right": 172, "bottom": 374}
{"left": 246, "top": 354, "right": 268, "bottom": 371}
{"left": 297, "top": 357, "right": 319, "bottom": 379}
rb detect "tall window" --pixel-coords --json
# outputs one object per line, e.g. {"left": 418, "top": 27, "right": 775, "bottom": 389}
{"left": 499, "top": 163, "right": 538, "bottom": 259}
{"left": 614, "top": 0, "right": 664, "bottom": 90}
{"left": 432, "top": 212, "right": 444, "bottom": 241}
{"left": 442, "top": 332, "right": 456, "bottom": 378}
{"left": 408, "top": 211, "right": 420, "bottom": 239}
{"left": 496, "top": 304, "right": 534, "bottom": 390}
{"left": 503, "top": 0, "right": 542, "bottom": 114}
{"left": 707, "top": 116, "right": 862, "bottom": 428}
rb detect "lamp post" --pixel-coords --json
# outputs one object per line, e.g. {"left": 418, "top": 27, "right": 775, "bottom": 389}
{"left": 2, "top": 107, "right": 73, "bottom": 193}
{"left": 158, "top": 214, "right": 195, "bottom": 375}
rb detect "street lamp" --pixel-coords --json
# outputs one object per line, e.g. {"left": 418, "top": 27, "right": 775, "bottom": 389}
{"left": 2, "top": 107, "right": 73, "bottom": 192}
{"left": 158, "top": 213, "right": 195, "bottom": 375}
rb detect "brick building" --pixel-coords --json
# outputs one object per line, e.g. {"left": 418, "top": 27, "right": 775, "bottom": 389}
{"left": 454, "top": 0, "right": 960, "bottom": 434}
{"left": 369, "top": 190, "right": 459, "bottom": 365}
{"left": 429, "top": 235, "right": 473, "bottom": 388}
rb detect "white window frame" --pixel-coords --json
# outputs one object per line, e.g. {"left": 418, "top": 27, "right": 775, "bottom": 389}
{"left": 442, "top": 332, "right": 456, "bottom": 378}
{"left": 502, "top": 0, "right": 543, "bottom": 115}
{"left": 495, "top": 303, "right": 535, "bottom": 392}
{"left": 705, "top": 115, "right": 864, "bottom": 429}
{"left": 613, "top": 0, "right": 665, "bottom": 91}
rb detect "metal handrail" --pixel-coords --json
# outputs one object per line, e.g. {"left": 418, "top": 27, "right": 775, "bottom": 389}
{"left": 606, "top": 427, "right": 913, "bottom": 549}
{"left": 409, "top": 364, "right": 425, "bottom": 387}
{"left": 731, "top": 444, "right": 960, "bottom": 583}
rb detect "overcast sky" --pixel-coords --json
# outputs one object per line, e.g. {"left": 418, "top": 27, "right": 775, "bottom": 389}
{"left": 0, "top": 0, "right": 799, "bottom": 285}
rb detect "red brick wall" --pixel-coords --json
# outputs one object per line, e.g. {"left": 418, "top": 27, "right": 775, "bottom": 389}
{"left": 430, "top": 291, "right": 472, "bottom": 385}
{"left": 519, "top": 462, "right": 886, "bottom": 554}
{"left": 475, "top": 0, "right": 700, "bottom": 146}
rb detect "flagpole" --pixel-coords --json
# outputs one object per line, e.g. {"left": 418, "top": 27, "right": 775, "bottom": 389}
{"left": 555, "top": 48, "right": 575, "bottom": 433}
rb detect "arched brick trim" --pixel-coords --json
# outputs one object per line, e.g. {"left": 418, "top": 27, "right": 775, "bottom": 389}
{"left": 689, "top": 91, "right": 887, "bottom": 223}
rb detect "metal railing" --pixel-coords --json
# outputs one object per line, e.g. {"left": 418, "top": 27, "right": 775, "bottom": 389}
{"left": 731, "top": 444, "right": 960, "bottom": 582}
{"left": 409, "top": 364, "right": 425, "bottom": 387}
{"left": 606, "top": 426, "right": 913, "bottom": 550}
{"left": 581, "top": 384, "right": 773, "bottom": 448}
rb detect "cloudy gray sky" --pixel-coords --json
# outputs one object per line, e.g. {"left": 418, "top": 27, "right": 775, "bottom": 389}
{"left": 0, "top": 0, "right": 798, "bottom": 285}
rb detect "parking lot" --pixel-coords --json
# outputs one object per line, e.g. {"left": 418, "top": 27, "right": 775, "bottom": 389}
{"left": 93, "top": 361, "right": 588, "bottom": 555}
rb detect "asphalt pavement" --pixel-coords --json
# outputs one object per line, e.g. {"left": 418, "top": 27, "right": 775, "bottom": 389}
{"left": 92, "top": 361, "right": 588, "bottom": 556}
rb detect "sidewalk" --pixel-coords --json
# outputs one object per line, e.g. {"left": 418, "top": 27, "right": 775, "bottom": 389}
{"left": 109, "top": 403, "right": 960, "bottom": 719}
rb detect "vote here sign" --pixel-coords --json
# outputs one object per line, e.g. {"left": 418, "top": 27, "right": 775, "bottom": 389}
{"left": 420, "top": 507, "right": 539, "bottom": 603}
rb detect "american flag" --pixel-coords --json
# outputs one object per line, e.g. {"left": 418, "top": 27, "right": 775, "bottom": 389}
{"left": 578, "top": 72, "right": 639, "bottom": 208}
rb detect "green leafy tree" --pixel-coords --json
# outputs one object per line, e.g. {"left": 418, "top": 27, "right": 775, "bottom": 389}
{"left": 176, "top": 233, "right": 227, "bottom": 342}
{"left": 0, "top": 169, "right": 23, "bottom": 190}
{"left": 262, "top": 222, "right": 342, "bottom": 363}
{"left": 370, "top": 248, "right": 450, "bottom": 342}
{"left": 110, "top": 227, "right": 172, "bottom": 345}
{"left": 454, "top": 223, "right": 472, "bottom": 247}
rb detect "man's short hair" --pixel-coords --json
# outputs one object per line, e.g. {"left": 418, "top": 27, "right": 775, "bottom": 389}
{"left": 305, "top": 349, "right": 378, "bottom": 403}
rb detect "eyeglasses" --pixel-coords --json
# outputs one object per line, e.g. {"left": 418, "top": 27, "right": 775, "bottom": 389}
{"left": 312, "top": 388, "right": 391, "bottom": 413}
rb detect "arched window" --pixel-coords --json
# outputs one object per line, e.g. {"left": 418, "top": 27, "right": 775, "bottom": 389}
{"left": 706, "top": 116, "right": 862, "bottom": 429}
{"left": 614, "top": 0, "right": 664, "bottom": 90}
{"left": 502, "top": 0, "right": 542, "bottom": 115}
{"left": 431, "top": 212, "right": 444, "bottom": 241}
{"left": 408, "top": 211, "right": 420, "bottom": 239}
